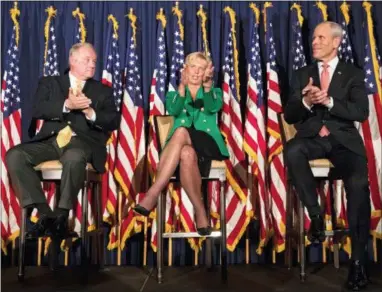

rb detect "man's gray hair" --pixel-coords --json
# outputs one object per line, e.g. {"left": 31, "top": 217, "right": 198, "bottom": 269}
{"left": 321, "top": 21, "right": 344, "bottom": 41}
{"left": 69, "top": 42, "right": 96, "bottom": 57}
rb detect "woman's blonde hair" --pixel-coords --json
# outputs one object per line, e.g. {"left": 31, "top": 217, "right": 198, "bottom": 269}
{"left": 185, "top": 52, "right": 211, "bottom": 65}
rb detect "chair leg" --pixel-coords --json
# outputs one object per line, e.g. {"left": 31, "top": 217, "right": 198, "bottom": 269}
{"left": 285, "top": 182, "right": 293, "bottom": 270}
{"left": 81, "top": 182, "right": 89, "bottom": 274}
{"left": 157, "top": 191, "right": 164, "bottom": 284}
{"left": 204, "top": 181, "right": 212, "bottom": 269}
{"left": 17, "top": 208, "right": 27, "bottom": 282}
{"left": 219, "top": 180, "right": 227, "bottom": 282}
{"left": 298, "top": 199, "right": 306, "bottom": 282}
{"left": 94, "top": 182, "right": 104, "bottom": 270}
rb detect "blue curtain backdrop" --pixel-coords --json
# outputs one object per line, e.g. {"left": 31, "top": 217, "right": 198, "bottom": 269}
{"left": 1, "top": 1, "right": 382, "bottom": 266}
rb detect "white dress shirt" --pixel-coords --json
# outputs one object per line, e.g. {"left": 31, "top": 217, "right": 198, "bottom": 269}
{"left": 63, "top": 72, "right": 96, "bottom": 121}
{"left": 302, "top": 56, "right": 339, "bottom": 111}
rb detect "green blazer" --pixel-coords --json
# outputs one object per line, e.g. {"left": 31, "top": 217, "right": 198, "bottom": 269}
{"left": 165, "top": 86, "right": 229, "bottom": 158}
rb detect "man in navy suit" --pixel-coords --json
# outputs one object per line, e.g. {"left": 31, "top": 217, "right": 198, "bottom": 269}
{"left": 285, "top": 21, "right": 370, "bottom": 290}
{"left": 6, "top": 43, "right": 120, "bottom": 238}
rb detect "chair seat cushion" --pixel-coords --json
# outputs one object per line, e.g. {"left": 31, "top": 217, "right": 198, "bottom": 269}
{"left": 34, "top": 160, "right": 96, "bottom": 171}
{"left": 309, "top": 159, "right": 333, "bottom": 168}
{"left": 211, "top": 160, "right": 226, "bottom": 169}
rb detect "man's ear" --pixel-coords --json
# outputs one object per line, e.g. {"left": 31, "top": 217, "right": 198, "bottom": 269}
{"left": 333, "top": 36, "right": 341, "bottom": 50}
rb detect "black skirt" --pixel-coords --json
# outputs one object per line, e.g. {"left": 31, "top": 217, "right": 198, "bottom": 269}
{"left": 173, "top": 126, "right": 229, "bottom": 178}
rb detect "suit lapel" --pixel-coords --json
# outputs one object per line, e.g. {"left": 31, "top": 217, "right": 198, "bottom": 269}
{"left": 58, "top": 74, "right": 70, "bottom": 98}
{"left": 309, "top": 62, "right": 321, "bottom": 88}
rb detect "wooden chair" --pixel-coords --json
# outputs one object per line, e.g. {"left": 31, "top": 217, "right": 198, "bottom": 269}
{"left": 153, "top": 115, "right": 228, "bottom": 283}
{"left": 278, "top": 113, "right": 349, "bottom": 282}
{"left": 17, "top": 161, "right": 103, "bottom": 281}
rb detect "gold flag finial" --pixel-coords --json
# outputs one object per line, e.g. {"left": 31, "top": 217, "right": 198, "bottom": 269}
{"left": 44, "top": 6, "right": 57, "bottom": 63}
{"left": 107, "top": 15, "right": 119, "bottom": 40}
{"left": 291, "top": 3, "right": 304, "bottom": 27}
{"left": 172, "top": 2, "right": 184, "bottom": 40}
{"left": 316, "top": 1, "right": 328, "bottom": 21}
{"left": 263, "top": 2, "right": 273, "bottom": 32}
{"left": 340, "top": 1, "right": 350, "bottom": 25}
{"left": 72, "top": 7, "right": 87, "bottom": 43}
{"left": 249, "top": 3, "right": 260, "bottom": 25}
{"left": 197, "top": 4, "right": 210, "bottom": 57}
{"left": 10, "top": 1, "right": 21, "bottom": 46}
{"left": 126, "top": 8, "right": 137, "bottom": 46}
{"left": 156, "top": 8, "right": 167, "bottom": 29}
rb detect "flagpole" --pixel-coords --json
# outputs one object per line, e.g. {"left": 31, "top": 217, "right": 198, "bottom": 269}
{"left": 37, "top": 238, "right": 42, "bottom": 266}
{"left": 117, "top": 190, "right": 122, "bottom": 266}
{"left": 143, "top": 216, "right": 148, "bottom": 266}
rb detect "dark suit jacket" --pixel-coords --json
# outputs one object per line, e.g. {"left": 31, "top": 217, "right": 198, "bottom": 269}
{"left": 28, "top": 73, "right": 120, "bottom": 172}
{"left": 284, "top": 61, "right": 369, "bottom": 157}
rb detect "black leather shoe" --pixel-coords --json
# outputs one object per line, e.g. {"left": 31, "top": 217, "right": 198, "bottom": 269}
{"left": 307, "top": 215, "right": 325, "bottom": 243}
{"left": 51, "top": 215, "right": 68, "bottom": 239}
{"left": 26, "top": 215, "right": 54, "bottom": 238}
{"left": 133, "top": 205, "right": 150, "bottom": 217}
{"left": 358, "top": 263, "right": 370, "bottom": 288}
{"left": 346, "top": 260, "right": 366, "bottom": 291}
{"left": 197, "top": 226, "right": 212, "bottom": 236}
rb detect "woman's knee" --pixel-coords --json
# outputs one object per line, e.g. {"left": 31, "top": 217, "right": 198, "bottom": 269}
{"left": 171, "top": 127, "right": 190, "bottom": 144}
{"left": 180, "top": 145, "right": 197, "bottom": 163}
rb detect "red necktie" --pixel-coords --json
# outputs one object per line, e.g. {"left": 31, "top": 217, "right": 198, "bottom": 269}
{"left": 318, "top": 63, "right": 330, "bottom": 137}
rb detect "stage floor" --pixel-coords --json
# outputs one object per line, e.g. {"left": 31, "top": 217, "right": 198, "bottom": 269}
{"left": 2, "top": 263, "right": 381, "bottom": 292}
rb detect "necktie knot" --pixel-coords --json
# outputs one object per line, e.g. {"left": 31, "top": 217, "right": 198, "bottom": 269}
{"left": 74, "top": 78, "right": 83, "bottom": 95}
{"left": 322, "top": 63, "right": 329, "bottom": 71}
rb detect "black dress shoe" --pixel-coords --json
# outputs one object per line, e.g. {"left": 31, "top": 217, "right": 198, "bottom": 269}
{"left": 358, "top": 263, "right": 370, "bottom": 288}
{"left": 307, "top": 215, "right": 325, "bottom": 243}
{"left": 51, "top": 215, "right": 68, "bottom": 239}
{"left": 133, "top": 205, "right": 150, "bottom": 217}
{"left": 197, "top": 226, "right": 212, "bottom": 236}
{"left": 26, "top": 214, "right": 54, "bottom": 238}
{"left": 346, "top": 260, "right": 366, "bottom": 291}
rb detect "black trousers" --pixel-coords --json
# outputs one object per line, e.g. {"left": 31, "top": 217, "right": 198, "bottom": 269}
{"left": 285, "top": 134, "right": 371, "bottom": 262}
{"left": 6, "top": 136, "right": 92, "bottom": 210}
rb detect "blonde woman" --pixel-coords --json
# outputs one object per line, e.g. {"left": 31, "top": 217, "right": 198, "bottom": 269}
{"left": 134, "top": 52, "right": 229, "bottom": 235}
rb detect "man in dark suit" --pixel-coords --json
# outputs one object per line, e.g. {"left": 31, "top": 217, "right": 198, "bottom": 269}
{"left": 6, "top": 43, "right": 120, "bottom": 238}
{"left": 285, "top": 22, "right": 370, "bottom": 290}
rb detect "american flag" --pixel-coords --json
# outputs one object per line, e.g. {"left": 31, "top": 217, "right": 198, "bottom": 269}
{"left": 264, "top": 5, "right": 287, "bottom": 253}
{"left": 1, "top": 9, "right": 22, "bottom": 254}
{"left": 359, "top": 1, "right": 382, "bottom": 237}
{"left": 148, "top": 14, "right": 167, "bottom": 178}
{"left": 167, "top": 7, "right": 182, "bottom": 233}
{"left": 338, "top": 2, "right": 354, "bottom": 64}
{"left": 149, "top": 11, "right": 167, "bottom": 251}
{"left": 117, "top": 12, "right": 146, "bottom": 250}
{"left": 221, "top": 7, "right": 251, "bottom": 252}
{"left": 244, "top": 4, "right": 270, "bottom": 254}
{"left": 31, "top": 6, "right": 60, "bottom": 226}
{"left": 101, "top": 16, "right": 123, "bottom": 249}
{"left": 290, "top": 4, "right": 306, "bottom": 71}
{"left": 43, "top": 8, "right": 59, "bottom": 77}
{"left": 288, "top": 3, "right": 317, "bottom": 246}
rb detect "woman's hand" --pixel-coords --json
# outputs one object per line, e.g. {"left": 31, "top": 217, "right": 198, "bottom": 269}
{"left": 203, "top": 61, "right": 214, "bottom": 92}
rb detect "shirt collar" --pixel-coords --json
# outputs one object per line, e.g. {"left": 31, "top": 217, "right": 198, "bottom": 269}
{"left": 68, "top": 72, "right": 86, "bottom": 87}
{"left": 317, "top": 56, "right": 339, "bottom": 70}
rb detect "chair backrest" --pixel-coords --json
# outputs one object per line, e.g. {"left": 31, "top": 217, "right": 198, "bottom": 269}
{"left": 154, "top": 115, "right": 174, "bottom": 152}
{"left": 278, "top": 113, "right": 297, "bottom": 144}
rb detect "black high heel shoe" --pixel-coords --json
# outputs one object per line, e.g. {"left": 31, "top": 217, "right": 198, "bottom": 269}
{"left": 196, "top": 226, "right": 212, "bottom": 236}
{"left": 133, "top": 204, "right": 150, "bottom": 217}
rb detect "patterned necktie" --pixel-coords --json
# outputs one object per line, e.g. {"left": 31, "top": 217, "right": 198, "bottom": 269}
{"left": 318, "top": 63, "right": 330, "bottom": 137}
{"left": 56, "top": 78, "right": 82, "bottom": 148}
